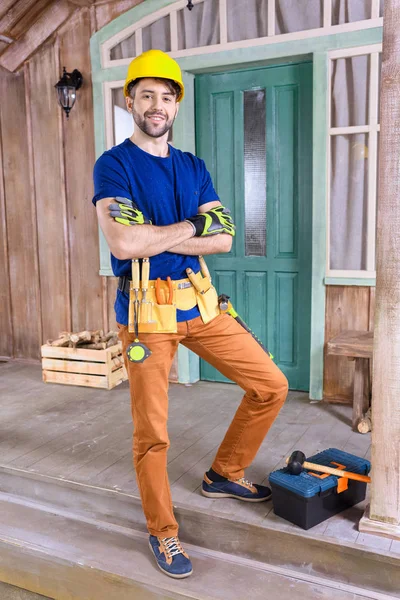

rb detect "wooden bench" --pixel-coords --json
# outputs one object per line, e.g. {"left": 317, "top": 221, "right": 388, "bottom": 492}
{"left": 326, "top": 330, "right": 373, "bottom": 431}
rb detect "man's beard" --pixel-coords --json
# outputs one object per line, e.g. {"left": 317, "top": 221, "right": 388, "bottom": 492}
{"left": 132, "top": 108, "right": 176, "bottom": 138}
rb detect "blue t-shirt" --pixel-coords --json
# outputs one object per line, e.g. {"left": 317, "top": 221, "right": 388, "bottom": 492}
{"left": 92, "top": 139, "right": 219, "bottom": 325}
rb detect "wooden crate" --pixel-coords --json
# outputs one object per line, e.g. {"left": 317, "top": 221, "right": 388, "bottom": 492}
{"left": 41, "top": 343, "right": 128, "bottom": 390}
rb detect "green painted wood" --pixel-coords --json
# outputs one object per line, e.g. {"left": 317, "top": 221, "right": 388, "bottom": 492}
{"left": 171, "top": 70, "right": 199, "bottom": 383}
{"left": 177, "top": 344, "right": 200, "bottom": 384}
{"left": 325, "top": 277, "right": 376, "bottom": 286}
{"left": 90, "top": 0, "right": 178, "bottom": 53}
{"left": 172, "top": 71, "right": 195, "bottom": 153}
{"left": 309, "top": 52, "right": 329, "bottom": 400}
{"left": 177, "top": 28, "right": 382, "bottom": 73}
{"left": 196, "top": 63, "right": 313, "bottom": 391}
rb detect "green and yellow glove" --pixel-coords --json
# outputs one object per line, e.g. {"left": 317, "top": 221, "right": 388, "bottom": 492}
{"left": 109, "top": 197, "right": 151, "bottom": 226}
{"left": 186, "top": 206, "right": 236, "bottom": 237}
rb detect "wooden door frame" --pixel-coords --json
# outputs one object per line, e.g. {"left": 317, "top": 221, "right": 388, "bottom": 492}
{"left": 91, "top": 6, "right": 383, "bottom": 398}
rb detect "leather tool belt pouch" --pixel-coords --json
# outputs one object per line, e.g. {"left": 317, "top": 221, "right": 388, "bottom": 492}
{"left": 196, "top": 284, "right": 220, "bottom": 324}
{"left": 127, "top": 277, "right": 198, "bottom": 334}
{"left": 122, "top": 275, "right": 219, "bottom": 334}
{"left": 187, "top": 270, "right": 220, "bottom": 324}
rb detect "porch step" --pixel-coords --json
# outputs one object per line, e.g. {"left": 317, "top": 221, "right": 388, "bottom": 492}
{"left": 0, "top": 581, "right": 52, "bottom": 600}
{"left": 0, "top": 466, "right": 399, "bottom": 600}
{"left": 0, "top": 493, "right": 394, "bottom": 600}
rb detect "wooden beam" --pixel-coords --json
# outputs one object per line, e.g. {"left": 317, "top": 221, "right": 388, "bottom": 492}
{"left": 365, "top": 0, "right": 400, "bottom": 532}
{"left": 0, "top": 0, "right": 18, "bottom": 21}
{"left": 0, "top": 0, "right": 53, "bottom": 41}
{"left": 0, "top": 41, "right": 10, "bottom": 56}
{"left": 0, "top": 1, "right": 73, "bottom": 72}
{"left": 67, "top": 0, "right": 95, "bottom": 6}
{"left": 0, "top": 0, "right": 46, "bottom": 37}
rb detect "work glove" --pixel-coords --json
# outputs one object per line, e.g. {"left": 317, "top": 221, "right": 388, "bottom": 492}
{"left": 109, "top": 197, "right": 151, "bottom": 226}
{"left": 186, "top": 206, "right": 236, "bottom": 237}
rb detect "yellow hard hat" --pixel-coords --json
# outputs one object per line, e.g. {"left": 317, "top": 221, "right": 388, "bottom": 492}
{"left": 124, "top": 49, "right": 184, "bottom": 101}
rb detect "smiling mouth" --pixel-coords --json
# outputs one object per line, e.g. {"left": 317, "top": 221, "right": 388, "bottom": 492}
{"left": 147, "top": 114, "right": 166, "bottom": 123}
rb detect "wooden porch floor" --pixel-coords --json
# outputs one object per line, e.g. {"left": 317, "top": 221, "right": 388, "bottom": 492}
{"left": 1, "top": 360, "right": 399, "bottom": 558}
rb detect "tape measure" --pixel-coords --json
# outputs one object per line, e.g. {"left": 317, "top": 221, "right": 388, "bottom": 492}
{"left": 126, "top": 340, "right": 152, "bottom": 363}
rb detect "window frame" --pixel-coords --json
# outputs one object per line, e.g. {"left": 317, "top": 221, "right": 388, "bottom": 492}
{"left": 326, "top": 43, "right": 382, "bottom": 280}
{"left": 101, "top": 0, "right": 382, "bottom": 69}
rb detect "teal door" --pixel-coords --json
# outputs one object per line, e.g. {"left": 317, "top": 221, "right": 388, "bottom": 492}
{"left": 196, "top": 63, "right": 312, "bottom": 391}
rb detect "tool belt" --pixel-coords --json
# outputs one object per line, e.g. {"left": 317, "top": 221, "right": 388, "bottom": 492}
{"left": 120, "top": 273, "right": 220, "bottom": 334}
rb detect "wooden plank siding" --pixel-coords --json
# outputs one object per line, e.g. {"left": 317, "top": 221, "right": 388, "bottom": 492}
{"left": 0, "top": 1, "right": 145, "bottom": 362}
{"left": 29, "top": 42, "right": 72, "bottom": 343}
{"left": 324, "top": 286, "right": 375, "bottom": 403}
{"left": 59, "top": 8, "right": 103, "bottom": 333}
{"left": 0, "top": 66, "right": 41, "bottom": 359}
{"left": 0, "top": 68, "right": 13, "bottom": 359}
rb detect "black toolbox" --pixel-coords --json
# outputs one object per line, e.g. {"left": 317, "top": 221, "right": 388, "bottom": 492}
{"left": 269, "top": 448, "right": 371, "bottom": 530}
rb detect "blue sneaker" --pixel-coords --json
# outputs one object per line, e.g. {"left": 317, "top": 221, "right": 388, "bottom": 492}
{"left": 202, "top": 473, "right": 272, "bottom": 502}
{"left": 149, "top": 535, "right": 193, "bottom": 579}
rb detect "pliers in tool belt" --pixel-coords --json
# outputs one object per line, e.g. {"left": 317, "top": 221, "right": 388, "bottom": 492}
{"left": 156, "top": 276, "right": 173, "bottom": 305}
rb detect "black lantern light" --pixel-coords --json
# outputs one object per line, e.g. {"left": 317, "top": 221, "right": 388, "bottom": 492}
{"left": 55, "top": 67, "right": 83, "bottom": 118}
{"left": 187, "top": 0, "right": 194, "bottom": 10}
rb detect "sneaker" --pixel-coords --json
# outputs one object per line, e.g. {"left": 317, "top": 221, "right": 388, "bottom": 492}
{"left": 148, "top": 535, "right": 193, "bottom": 579}
{"left": 202, "top": 473, "right": 272, "bottom": 502}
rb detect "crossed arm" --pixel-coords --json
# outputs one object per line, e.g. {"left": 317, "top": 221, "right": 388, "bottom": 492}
{"left": 96, "top": 198, "right": 232, "bottom": 259}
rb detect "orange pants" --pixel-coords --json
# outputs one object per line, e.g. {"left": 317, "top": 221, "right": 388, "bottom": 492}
{"left": 118, "top": 314, "right": 288, "bottom": 538}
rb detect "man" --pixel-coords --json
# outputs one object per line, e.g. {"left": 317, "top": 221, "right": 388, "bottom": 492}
{"left": 93, "top": 49, "right": 288, "bottom": 580}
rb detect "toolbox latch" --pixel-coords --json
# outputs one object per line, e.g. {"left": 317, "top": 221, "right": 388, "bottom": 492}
{"left": 337, "top": 477, "right": 349, "bottom": 493}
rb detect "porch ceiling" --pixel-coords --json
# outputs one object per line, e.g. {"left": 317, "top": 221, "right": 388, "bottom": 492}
{"left": 0, "top": 0, "right": 95, "bottom": 73}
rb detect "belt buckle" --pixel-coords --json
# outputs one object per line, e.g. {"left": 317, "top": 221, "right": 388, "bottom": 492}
{"left": 177, "top": 281, "right": 192, "bottom": 290}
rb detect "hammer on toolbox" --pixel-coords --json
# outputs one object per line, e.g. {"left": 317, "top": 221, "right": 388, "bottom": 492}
{"left": 286, "top": 450, "right": 371, "bottom": 483}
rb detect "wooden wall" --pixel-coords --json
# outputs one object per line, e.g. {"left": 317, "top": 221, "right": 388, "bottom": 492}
{"left": 324, "top": 286, "right": 375, "bottom": 402}
{"left": 0, "top": 0, "right": 143, "bottom": 361}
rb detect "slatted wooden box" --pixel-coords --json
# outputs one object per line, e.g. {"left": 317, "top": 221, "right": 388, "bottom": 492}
{"left": 41, "top": 343, "right": 128, "bottom": 390}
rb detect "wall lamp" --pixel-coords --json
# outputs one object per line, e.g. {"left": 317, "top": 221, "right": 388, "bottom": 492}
{"left": 187, "top": 0, "right": 194, "bottom": 10}
{"left": 55, "top": 67, "right": 83, "bottom": 118}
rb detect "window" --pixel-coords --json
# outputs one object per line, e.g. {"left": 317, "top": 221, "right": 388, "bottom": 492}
{"left": 102, "top": 0, "right": 383, "bottom": 68}
{"left": 327, "top": 46, "right": 381, "bottom": 278}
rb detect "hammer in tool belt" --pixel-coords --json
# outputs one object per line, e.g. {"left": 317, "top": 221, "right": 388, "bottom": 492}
{"left": 286, "top": 450, "right": 371, "bottom": 484}
{"left": 186, "top": 255, "right": 213, "bottom": 295}
{"left": 218, "top": 292, "right": 273, "bottom": 360}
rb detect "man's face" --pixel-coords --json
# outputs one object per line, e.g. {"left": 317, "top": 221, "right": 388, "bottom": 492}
{"left": 126, "top": 78, "right": 179, "bottom": 138}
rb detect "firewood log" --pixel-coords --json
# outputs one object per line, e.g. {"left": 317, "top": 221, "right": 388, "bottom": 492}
{"left": 48, "top": 335, "right": 70, "bottom": 347}
{"left": 104, "top": 331, "right": 117, "bottom": 341}
{"left": 90, "top": 329, "right": 104, "bottom": 342}
{"left": 357, "top": 407, "right": 372, "bottom": 434}
{"left": 112, "top": 356, "right": 123, "bottom": 368}
{"left": 106, "top": 337, "right": 119, "bottom": 348}
{"left": 70, "top": 330, "right": 92, "bottom": 344}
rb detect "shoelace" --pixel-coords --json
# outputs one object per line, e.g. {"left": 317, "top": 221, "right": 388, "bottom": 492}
{"left": 161, "top": 536, "right": 184, "bottom": 558}
{"left": 236, "top": 477, "right": 254, "bottom": 488}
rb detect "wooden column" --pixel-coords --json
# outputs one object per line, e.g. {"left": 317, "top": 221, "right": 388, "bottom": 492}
{"left": 359, "top": 0, "right": 400, "bottom": 539}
